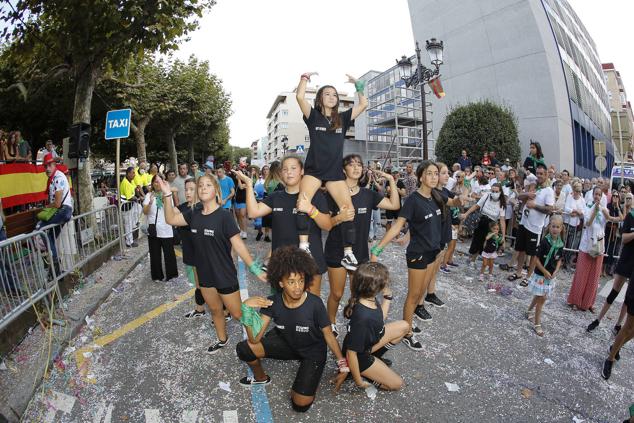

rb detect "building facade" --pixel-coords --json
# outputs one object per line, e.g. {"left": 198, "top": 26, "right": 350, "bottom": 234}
{"left": 265, "top": 87, "right": 355, "bottom": 163}
{"left": 408, "top": 0, "right": 613, "bottom": 177}
{"left": 603, "top": 63, "right": 634, "bottom": 160}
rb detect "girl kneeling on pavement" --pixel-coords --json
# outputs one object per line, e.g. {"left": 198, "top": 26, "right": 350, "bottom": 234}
{"left": 338, "top": 262, "right": 408, "bottom": 391}
{"left": 158, "top": 175, "right": 266, "bottom": 354}
{"left": 236, "top": 246, "right": 348, "bottom": 412}
{"left": 526, "top": 215, "right": 564, "bottom": 336}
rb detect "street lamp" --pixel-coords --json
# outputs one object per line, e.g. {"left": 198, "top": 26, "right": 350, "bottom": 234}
{"left": 396, "top": 38, "right": 444, "bottom": 160}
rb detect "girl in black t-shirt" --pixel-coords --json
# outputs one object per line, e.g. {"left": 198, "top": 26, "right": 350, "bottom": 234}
{"left": 233, "top": 155, "right": 333, "bottom": 295}
{"left": 295, "top": 72, "right": 368, "bottom": 272}
{"left": 526, "top": 215, "right": 564, "bottom": 337}
{"left": 338, "top": 262, "right": 408, "bottom": 392}
{"left": 235, "top": 246, "right": 347, "bottom": 413}
{"left": 480, "top": 221, "right": 503, "bottom": 282}
{"left": 370, "top": 161, "right": 446, "bottom": 351}
{"left": 325, "top": 154, "right": 401, "bottom": 337}
{"left": 158, "top": 175, "right": 266, "bottom": 355}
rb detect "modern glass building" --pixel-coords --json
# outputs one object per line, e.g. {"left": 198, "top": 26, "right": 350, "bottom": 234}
{"left": 408, "top": 0, "right": 613, "bottom": 177}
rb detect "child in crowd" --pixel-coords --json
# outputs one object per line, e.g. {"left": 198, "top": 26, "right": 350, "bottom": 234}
{"left": 480, "top": 221, "right": 503, "bottom": 281}
{"left": 526, "top": 215, "right": 564, "bottom": 336}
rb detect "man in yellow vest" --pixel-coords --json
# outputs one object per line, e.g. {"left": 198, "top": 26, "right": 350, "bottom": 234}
{"left": 120, "top": 166, "right": 143, "bottom": 247}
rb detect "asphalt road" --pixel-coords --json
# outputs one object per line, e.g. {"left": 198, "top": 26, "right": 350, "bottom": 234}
{"left": 20, "top": 232, "right": 633, "bottom": 423}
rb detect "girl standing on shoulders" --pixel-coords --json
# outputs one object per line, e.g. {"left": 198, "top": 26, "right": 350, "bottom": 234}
{"left": 295, "top": 72, "right": 368, "bottom": 271}
{"left": 526, "top": 215, "right": 564, "bottom": 336}
{"left": 158, "top": 175, "right": 266, "bottom": 354}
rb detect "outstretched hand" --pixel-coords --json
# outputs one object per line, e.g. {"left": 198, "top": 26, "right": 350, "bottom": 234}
{"left": 232, "top": 169, "right": 251, "bottom": 185}
{"left": 156, "top": 176, "right": 172, "bottom": 195}
{"left": 244, "top": 296, "right": 273, "bottom": 308}
{"left": 345, "top": 74, "right": 358, "bottom": 84}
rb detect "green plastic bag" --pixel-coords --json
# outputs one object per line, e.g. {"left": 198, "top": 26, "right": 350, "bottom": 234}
{"left": 37, "top": 207, "right": 58, "bottom": 222}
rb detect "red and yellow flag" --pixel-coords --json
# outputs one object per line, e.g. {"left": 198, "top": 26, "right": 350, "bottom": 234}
{"left": 0, "top": 163, "right": 70, "bottom": 208}
{"left": 429, "top": 76, "right": 445, "bottom": 99}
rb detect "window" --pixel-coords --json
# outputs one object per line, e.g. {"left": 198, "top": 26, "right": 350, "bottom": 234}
{"left": 281, "top": 110, "right": 288, "bottom": 116}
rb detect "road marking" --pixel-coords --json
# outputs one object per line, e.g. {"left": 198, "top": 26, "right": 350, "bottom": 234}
{"left": 44, "top": 390, "right": 76, "bottom": 422}
{"left": 144, "top": 409, "right": 161, "bottom": 422}
{"left": 598, "top": 279, "right": 627, "bottom": 302}
{"left": 94, "top": 402, "right": 114, "bottom": 423}
{"left": 223, "top": 409, "right": 239, "bottom": 423}
{"left": 75, "top": 288, "right": 194, "bottom": 380}
{"left": 237, "top": 259, "right": 274, "bottom": 423}
{"left": 181, "top": 410, "right": 199, "bottom": 423}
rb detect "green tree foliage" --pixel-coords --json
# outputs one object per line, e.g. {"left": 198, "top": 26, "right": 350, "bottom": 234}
{"left": 435, "top": 100, "right": 521, "bottom": 166}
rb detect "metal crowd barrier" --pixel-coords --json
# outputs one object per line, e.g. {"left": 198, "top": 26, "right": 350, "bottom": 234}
{"left": 0, "top": 204, "right": 133, "bottom": 332}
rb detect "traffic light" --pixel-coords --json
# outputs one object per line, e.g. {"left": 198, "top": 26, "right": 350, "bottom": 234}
{"left": 68, "top": 122, "right": 91, "bottom": 159}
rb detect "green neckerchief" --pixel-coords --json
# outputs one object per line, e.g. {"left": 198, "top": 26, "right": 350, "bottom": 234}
{"left": 155, "top": 193, "right": 163, "bottom": 209}
{"left": 543, "top": 233, "right": 563, "bottom": 268}
{"left": 240, "top": 303, "right": 264, "bottom": 337}
{"left": 587, "top": 202, "right": 602, "bottom": 224}
{"left": 489, "top": 233, "right": 504, "bottom": 249}
{"left": 530, "top": 155, "right": 546, "bottom": 170}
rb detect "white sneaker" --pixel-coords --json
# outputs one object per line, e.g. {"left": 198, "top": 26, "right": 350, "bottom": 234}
{"left": 240, "top": 231, "right": 247, "bottom": 239}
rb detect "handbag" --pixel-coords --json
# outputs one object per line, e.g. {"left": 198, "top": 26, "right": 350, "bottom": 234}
{"left": 147, "top": 206, "right": 159, "bottom": 238}
{"left": 37, "top": 190, "right": 69, "bottom": 221}
{"left": 588, "top": 225, "right": 605, "bottom": 258}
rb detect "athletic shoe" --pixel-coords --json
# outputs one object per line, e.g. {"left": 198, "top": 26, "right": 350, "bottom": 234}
{"left": 210, "top": 315, "right": 232, "bottom": 326}
{"left": 439, "top": 265, "right": 451, "bottom": 274}
{"left": 414, "top": 305, "right": 432, "bottom": 322}
{"left": 586, "top": 319, "right": 600, "bottom": 332}
{"left": 609, "top": 344, "right": 621, "bottom": 361}
{"left": 264, "top": 236, "right": 271, "bottom": 243}
{"left": 206, "top": 339, "right": 229, "bottom": 354}
{"left": 447, "top": 262, "right": 459, "bottom": 268}
{"left": 184, "top": 309, "right": 206, "bottom": 318}
{"left": 519, "top": 279, "right": 529, "bottom": 287}
{"left": 613, "top": 325, "right": 621, "bottom": 336}
{"left": 401, "top": 335, "right": 423, "bottom": 351}
{"left": 601, "top": 359, "right": 613, "bottom": 380}
{"left": 240, "top": 231, "right": 247, "bottom": 239}
{"left": 412, "top": 325, "right": 422, "bottom": 334}
{"left": 424, "top": 293, "right": 445, "bottom": 308}
{"left": 331, "top": 323, "right": 339, "bottom": 338}
{"left": 341, "top": 251, "right": 359, "bottom": 271}
{"left": 256, "top": 231, "right": 263, "bottom": 241}
{"left": 479, "top": 274, "right": 485, "bottom": 282}
{"left": 239, "top": 375, "right": 271, "bottom": 387}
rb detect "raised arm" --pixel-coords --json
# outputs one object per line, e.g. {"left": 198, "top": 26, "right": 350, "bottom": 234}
{"left": 346, "top": 74, "right": 368, "bottom": 120}
{"left": 376, "top": 171, "right": 400, "bottom": 210}
{"left": 232, "top": 170, "right": 272, "bottom": 218}
{"left": 296, "top": 72, "right": 318, "bottom": 119}
{"left": 157, "top": 177, "right": 187, "bottom": 226}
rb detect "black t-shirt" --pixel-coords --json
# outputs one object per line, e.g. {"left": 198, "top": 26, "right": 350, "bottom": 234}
{"left": 262, "top": 190, "right": 329, "bottom": 274}
{"left": 233, "top": 174, "right": 247, "bottom": 204}
{"left": 534, "top": 237, "right": 563, "bottom": 276}
{"left": 177, "top": 202, "right": 199, "bottom": 266}
{"left": 182, "top": 206, "right": 240, "bottom": 289}
{"left": 324, "top": 188, "right": 383, "bottom": 265}
{"left": 260, "top": 292, "right": 330, "bottom": 361}
{"left": 439, "top": 188, "right": 455, "bottom": 245}
{"left": 619, "top": 213, "right": 634, "bottom": 261}
{"left": 303, "top": 107, "right": 354, "bottom": 181}
{"left": 483, "top": 234, "right": 503, "bottom": 254}
{"left": 343, "top": 301, "right": 385, "bottom": 354}
{"left": 399, "top": 191, "right": 443, "bottom": 255}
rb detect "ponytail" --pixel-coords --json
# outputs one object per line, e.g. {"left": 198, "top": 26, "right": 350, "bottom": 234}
{"left": 343, "top": 295, "right": 357, "bottom": 319}
{"left": 432, "top": 188, "right": 447, "bottom": 222}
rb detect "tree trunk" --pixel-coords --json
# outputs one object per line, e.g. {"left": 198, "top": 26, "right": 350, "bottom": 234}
{"left": 73, "top": 63, "right": 100, "bottom": 215}
{"left": 131, "top": 116, "right": 150, "bottom": 161}
{"left": 188, "top": 139, "right": 195, "bottom": 164}
{"left": 167, "top": 130, "right": 177, "bottom": 171}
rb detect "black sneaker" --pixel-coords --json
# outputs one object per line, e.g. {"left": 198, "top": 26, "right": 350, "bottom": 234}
{"left": 439, "top": 265, "right": 451, "bottom": 274}
{"left": 586, "top": 319, "right": 600, "bottom": 332}
{"left": 264, "top": 236, "right": 271, "bottom": 243}
{"left": 613, "top": 325, "right": 621, "bottom": 336}
{"left": 239, "top": 375, "right": 271, "bottom": 387}
{"left": 184, "top": 309, "right": 206, "bottom": 318}
{"left": 601, "top": 359, "right": 613, "bottom": 380}
{"left": 609, "top": 345, "right": 621, "bottom": 361}
{"left": 341, "top": 251, "right": 358, "bottom": 271}
{"left": 206, "top": 339, "right": 229, "bottom": 354}
{"left": 425, "top": 294, "right": 446, "bottom": 308}
{"left": 401, "top": 335, "right": 423, "bottom": 351}
{"left": 414, "top": 305, "right": 432, "bottom": 322}
{"left": 256, "top": 231, "right": 263, "bottom": 241}
{"left": 412, "top": 325, "right": 422, "bottom": 334}
{"left": 446, "top": 262, "right": 459, "bottom": 268}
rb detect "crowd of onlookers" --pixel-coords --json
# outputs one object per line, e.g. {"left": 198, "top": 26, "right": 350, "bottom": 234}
{"left": 0, "top": 129, "right": 62, "bottom": 163}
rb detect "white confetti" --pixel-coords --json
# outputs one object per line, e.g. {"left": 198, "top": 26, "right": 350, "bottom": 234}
{"left": 445, "top": 382, "right": 460, "bottom": 392}
{"left": 544, "top": 358, "right": 555, "bottom": 366}
{"left": 219, "top": 381, "right": 232, "bottom": 392}
{"left": 184, "top": 347, "right": 194, "bottom": 353}
{"left": 365, "top": 384, "right": 377, "bottom": 400}
{"left": 572, "top": 417, "right": 584, "bottom": 423}
{"left": 0, "top": 361, "right": 7, "bottom": 370}
{"left": 82, "top": 351, "right": 92, "bottom": 358}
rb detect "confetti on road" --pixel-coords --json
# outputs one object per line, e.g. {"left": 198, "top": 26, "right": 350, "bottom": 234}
{"left": 445, "top": 382, "right": 460, "bottom": 392}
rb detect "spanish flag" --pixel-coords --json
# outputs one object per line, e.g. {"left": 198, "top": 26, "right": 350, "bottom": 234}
{"left": 0, "top": 163, "right": 70, "bottom": 208}
{"left": 429, "top": 76, "right": 445, "bottom": 99}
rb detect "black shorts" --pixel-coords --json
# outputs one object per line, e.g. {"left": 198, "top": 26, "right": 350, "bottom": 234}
{"left": 406, "top": 250, "right": 440, "bottom": 270}
{"left": 385, "top": 209, "right": 400, "bottom": 220}
{"left": 615, "top": 254, "right": 634, "bottom": 279}
{"left": 261, "top": 328, "right": 326, "bottom": 396}
{"left": 514, "top": 225, "right": 539, "bottom": 256}
{"left": 210, "top": 284, "right": 240, "bottom": 295}
{"left": 625, "top": 279, "right": 634, "bottom": 316}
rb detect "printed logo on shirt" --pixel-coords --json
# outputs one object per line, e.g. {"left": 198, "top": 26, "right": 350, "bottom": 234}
{"left": 436, "top": 209, "right": 441, "bottom": 215}
{"left": 295, "top": 325, "right": 309, "bottom": 333}
{"left": 191, "top": 229, "right": 198, "bottom": 233}
{"left": 335, "top": 128, "right": 342, "bottom": 134}
{"left": 273, "top": 208, "right": 283, "bottom": 212}
{"left": 276, "top": 325, "right": 285, "bottom": 330}
{"left": 204, "top": 229, "right": 215, "bottom": 237}
{"left": 316, "top": 126, "right": 328, "bottom": 132}
{"left": 357, "top": 208, "right": 367, "bottom": 214}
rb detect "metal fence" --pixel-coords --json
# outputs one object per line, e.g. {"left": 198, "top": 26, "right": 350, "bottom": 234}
{"left": 0, "top": 204, "right": 134, "bottom": 331}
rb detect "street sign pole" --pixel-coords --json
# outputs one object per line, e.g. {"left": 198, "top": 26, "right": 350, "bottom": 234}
{"left": 115, "top": 138, "right": 125, "bottom": 254}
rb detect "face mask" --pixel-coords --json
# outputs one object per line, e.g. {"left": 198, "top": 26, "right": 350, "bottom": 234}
{"left": 139, "top": 169, "right": 145, "bottom": 174}
{"left": 491, "top": 192, "right": 500, "bottom": 201}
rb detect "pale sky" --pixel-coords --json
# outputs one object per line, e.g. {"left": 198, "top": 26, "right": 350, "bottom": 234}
{"left": 175, "top": 0, "right": 633, "bottom": 148}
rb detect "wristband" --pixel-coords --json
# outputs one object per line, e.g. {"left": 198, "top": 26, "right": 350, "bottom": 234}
{"left": 248, "top": 260, "right": 264, "bottom": 277}
{"left": 354, "top": 80, "right": 365, "bottom": 93}
{"left": 310, "top": 209, "right": 320, "bottom": 219}
{"left": 337, "top": 358, "right": 350, "bottom": 373}
{"left": 240, "top": 303, "right": 264, "bottom": 337}
{"left": 383, "top": 295, "right": 393, "bottom": 301}
{"left": 163, "top": 193, "right": 173, "bottom": 198}
{"left": 370, "top": 245, "right": 384, "bottom": 257}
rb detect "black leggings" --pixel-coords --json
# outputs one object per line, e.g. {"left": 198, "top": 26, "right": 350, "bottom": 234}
{"left": 469, "top": 216, "right": 493, "bottom": 256}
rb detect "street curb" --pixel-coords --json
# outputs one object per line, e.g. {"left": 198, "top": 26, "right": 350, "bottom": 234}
{"left": 0, "top": 240, "right": 149, "bottom": 423}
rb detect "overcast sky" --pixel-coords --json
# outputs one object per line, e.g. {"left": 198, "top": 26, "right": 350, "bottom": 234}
{"left": 175, "top": 0, "right": 633, "bottom": 148}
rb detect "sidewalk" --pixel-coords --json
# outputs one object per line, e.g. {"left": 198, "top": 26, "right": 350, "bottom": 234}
{"left": 0, "top": 237, "right": 149, "bottom": 423}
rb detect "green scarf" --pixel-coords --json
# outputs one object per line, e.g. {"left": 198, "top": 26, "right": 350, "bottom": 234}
{"left": 490, "top": 233, "right": 504, "bottom": 249}
{"left": 543, "top": 233, "right": 563, "bottom": 268}
{"left": 530, "top": 155, "right": 546, "bottom": 170}
{"left": 155, "top": 193, "right": 163, "bottom": 209}
{"left": 240, "top": 303, "right": 264, "bottom": 337}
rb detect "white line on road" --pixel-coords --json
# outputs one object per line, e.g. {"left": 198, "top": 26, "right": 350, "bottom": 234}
{"left": 93, "top": 402, "right": 114, "bottom": 423}
{"left": 44, "top": 391, "right": 76, "bottom": 423}
{"left": 181, "top": 410, "right": 199, "bottom": 423}
{"left": 223, "top": 410, "right": 239, "bottom": 423}
{"left": 145, "top": 409, "right": 161, "bottom": 422}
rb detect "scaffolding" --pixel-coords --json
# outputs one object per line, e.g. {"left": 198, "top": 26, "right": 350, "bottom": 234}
{"left": 365, "top": 76, "right": 434, "bottom": 168}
